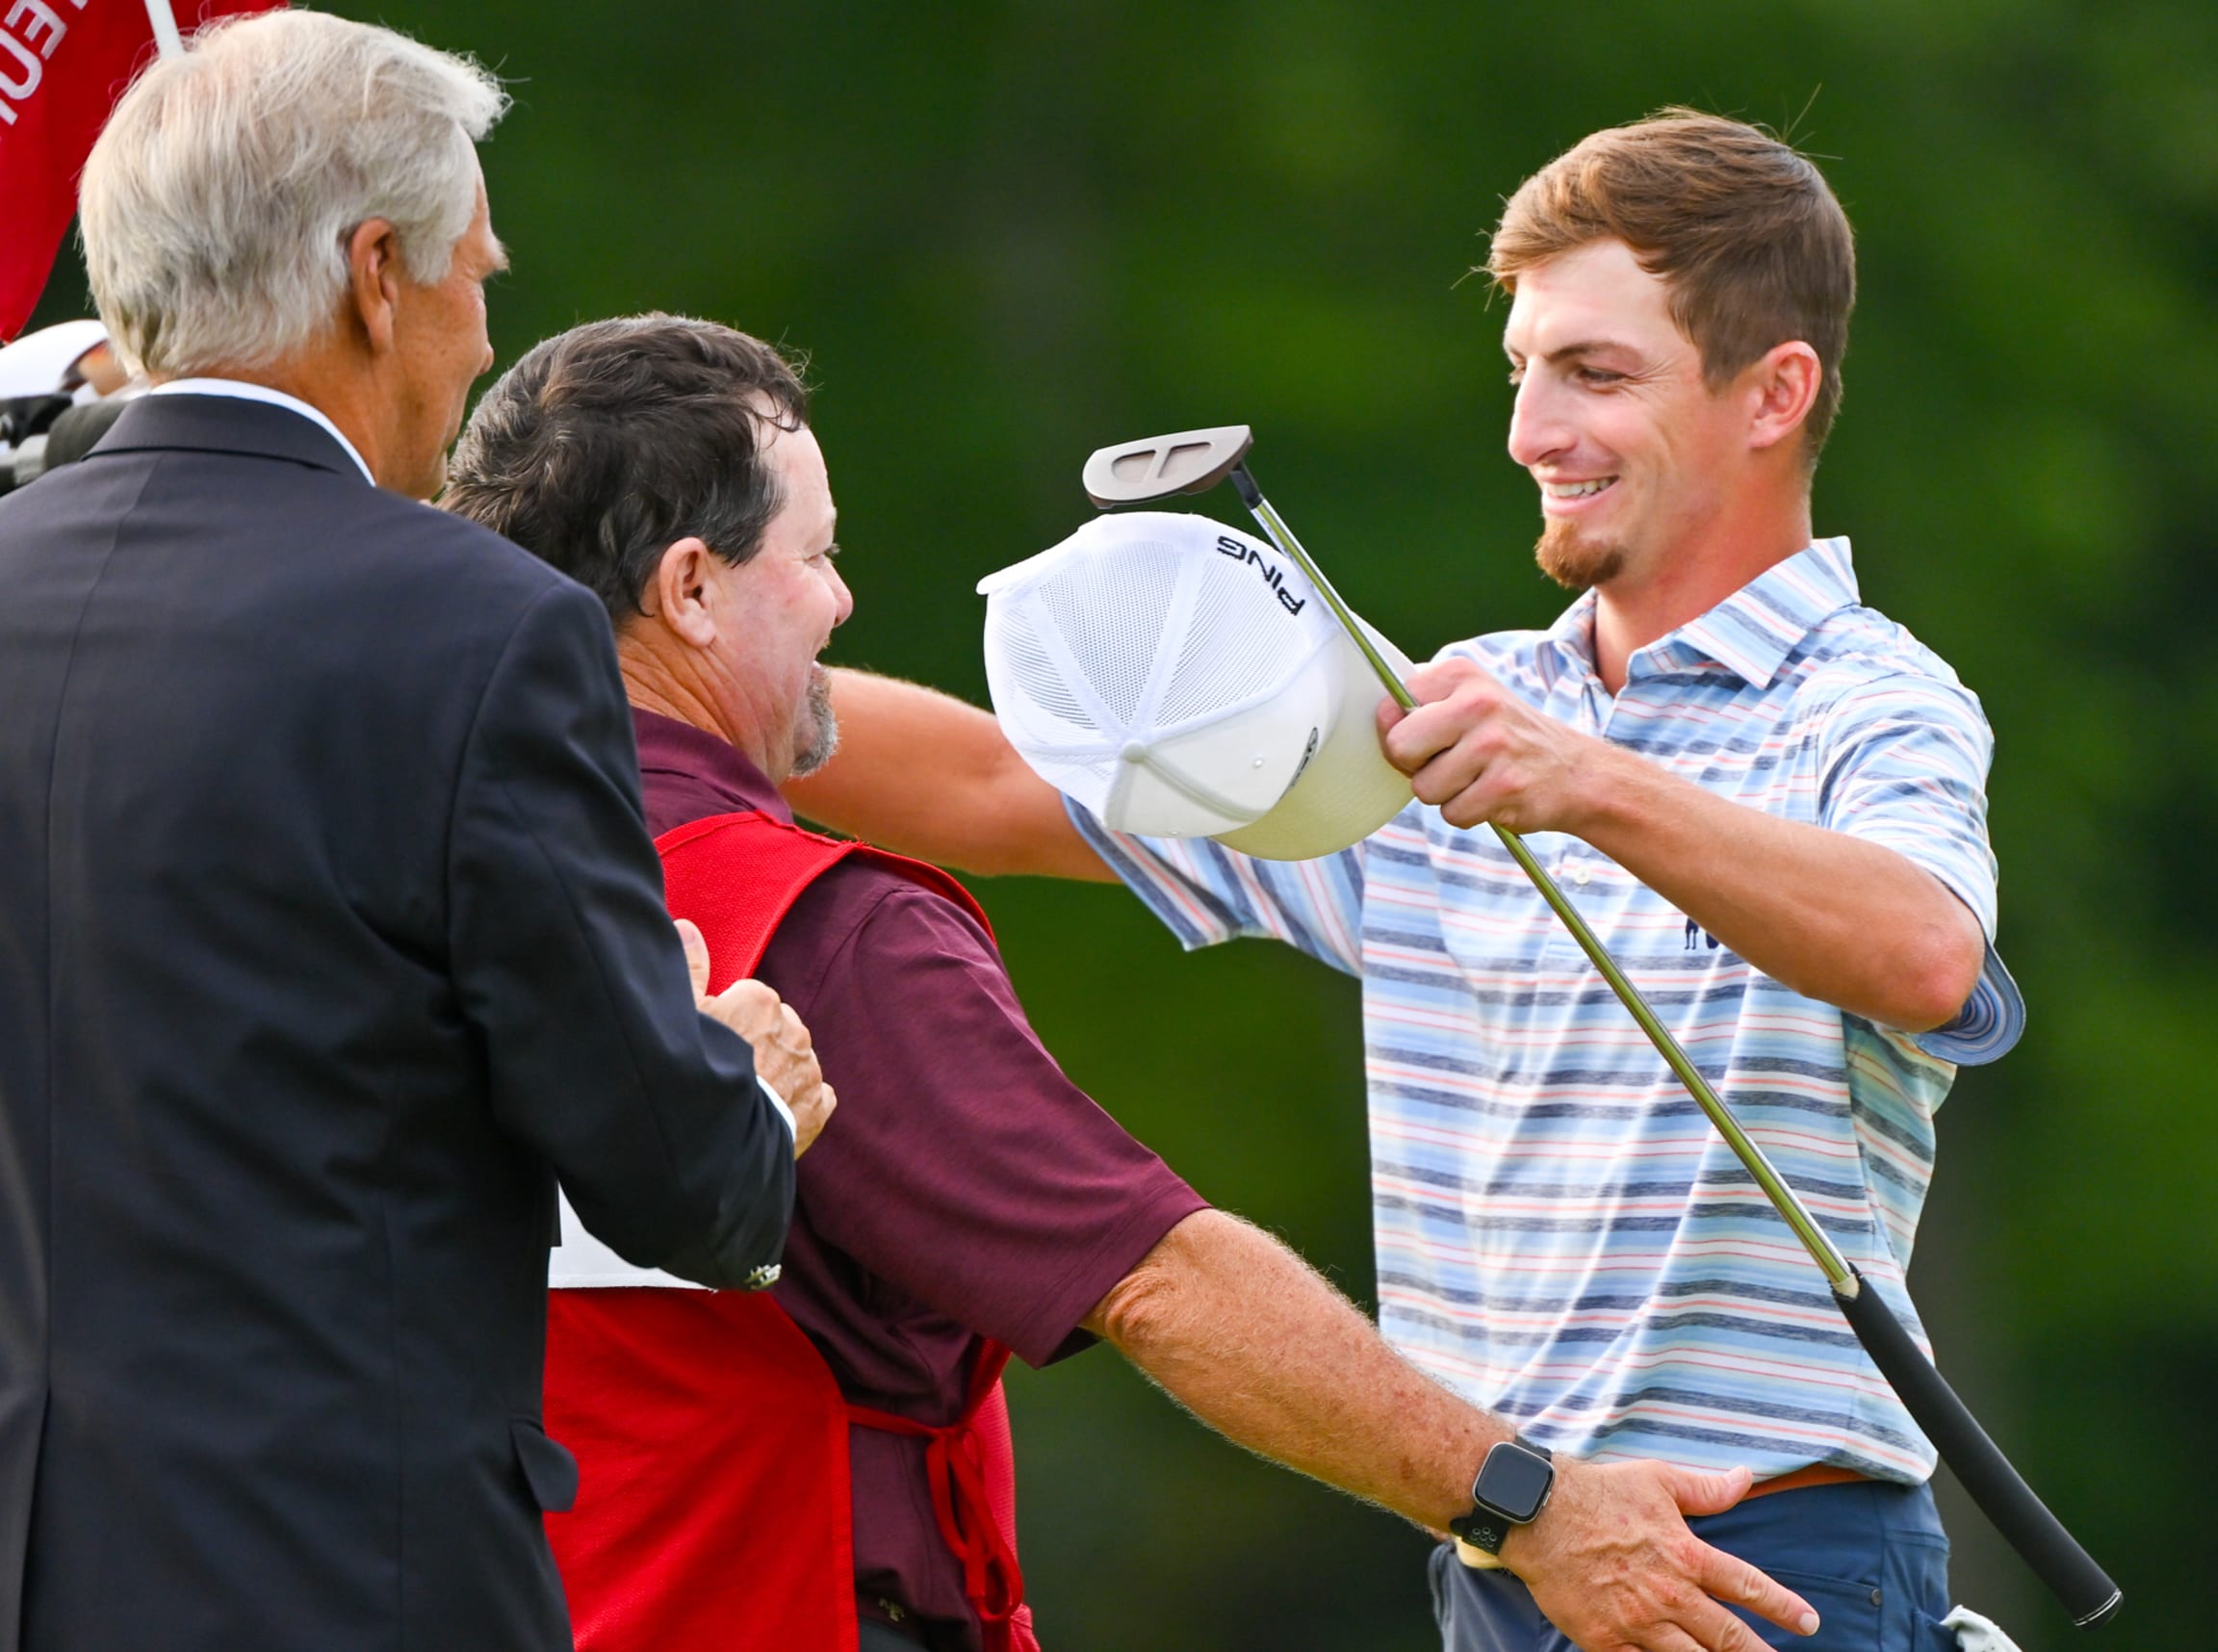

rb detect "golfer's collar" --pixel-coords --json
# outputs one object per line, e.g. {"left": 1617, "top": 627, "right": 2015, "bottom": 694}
{"left": 1649, "top": 537, "right": 1861, "bottom": 690}
{"left": 1538, "top": 591, "right": 1604, "bottom": 684}
{"left": 148, "top": 377, "right": 374, "bottom": 484}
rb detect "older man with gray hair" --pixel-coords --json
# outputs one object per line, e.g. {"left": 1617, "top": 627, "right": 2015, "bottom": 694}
{"left": 0, "top": 13, "right": 824, "bottom": 1650}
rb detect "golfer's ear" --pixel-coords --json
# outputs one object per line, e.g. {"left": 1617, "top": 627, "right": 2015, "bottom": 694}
{"left": 1746, "top": 341, "right": 1821, "bottom": 452}
{"left": 650, "top": 537, "right": 720, "bottom": 649}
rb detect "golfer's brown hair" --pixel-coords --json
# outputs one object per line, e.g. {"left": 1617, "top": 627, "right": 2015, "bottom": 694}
{"left": 1486, "top": 109, "right": 1856, "bottom": 463}
{"left": 443, "top": 313, "right": 810, "bottom": 621}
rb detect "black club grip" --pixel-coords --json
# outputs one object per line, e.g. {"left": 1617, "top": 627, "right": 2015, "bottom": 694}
{"left": 1833, "top": 1268, "right": 2122, "bottom": 1629}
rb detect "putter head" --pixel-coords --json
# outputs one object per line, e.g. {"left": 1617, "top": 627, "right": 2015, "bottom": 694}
{"left": 1082, "top": 425, "right": 1253, "bottom": 509}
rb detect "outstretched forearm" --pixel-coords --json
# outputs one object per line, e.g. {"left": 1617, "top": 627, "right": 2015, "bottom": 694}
{"left": 1087, "top": 1209, "right": 1818, "bottom": 1651}
{"left": 783, "top": 668, "right": 1115, "bottom": 881}
{"left": 1083, "top": 1208, "right": 1496, "bottom": 1528}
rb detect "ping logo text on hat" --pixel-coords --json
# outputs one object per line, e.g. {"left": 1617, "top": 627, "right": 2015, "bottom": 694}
{"left": 1216, "top": 533, "right": 1306, "bottom": 616}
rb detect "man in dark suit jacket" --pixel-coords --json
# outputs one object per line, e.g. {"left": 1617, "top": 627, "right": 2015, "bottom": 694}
{"left": 0, "top": 14, "right": 825, "bottom": 1650}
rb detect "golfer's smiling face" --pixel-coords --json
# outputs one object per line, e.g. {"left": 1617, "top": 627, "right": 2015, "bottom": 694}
{"left": 1501, "top": 238, "right": 1753, "bottom": 591}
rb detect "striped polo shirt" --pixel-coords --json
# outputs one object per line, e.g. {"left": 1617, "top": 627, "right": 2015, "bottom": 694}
{"left": 1071, "top": 537, "right": 2021, "bottom": 1482}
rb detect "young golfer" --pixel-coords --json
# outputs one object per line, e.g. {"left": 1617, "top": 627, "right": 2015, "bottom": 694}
{"left": 442, "top": 312, "right": 1818, "bottom": 1652}
{"left": 787, "top": 112, "right": 2020, "bottom": 1651}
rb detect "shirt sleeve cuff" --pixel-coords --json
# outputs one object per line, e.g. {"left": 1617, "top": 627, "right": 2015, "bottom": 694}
{"left": 1065, "top": 796, "right": 1244, "bottom": 951}
{"left": 1910, "top": 939, "right": 2025, "bottom": 1066}
{"left": 757, "top": 1073, "right": 796, "bottom": 1141}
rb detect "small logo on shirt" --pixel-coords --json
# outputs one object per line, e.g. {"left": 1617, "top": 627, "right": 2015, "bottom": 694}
{"left": 1685, "top": 917, "right": 1722, "bottom": 952}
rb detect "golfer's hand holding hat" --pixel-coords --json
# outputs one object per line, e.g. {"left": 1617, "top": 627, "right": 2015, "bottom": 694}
{"left": 1378, "top": 652, "right": 1606, "bottom": 836}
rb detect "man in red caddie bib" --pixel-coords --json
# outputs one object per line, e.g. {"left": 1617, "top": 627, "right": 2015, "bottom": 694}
{"left": 442, "top": 314, "right": 1823, "bottom": 1652}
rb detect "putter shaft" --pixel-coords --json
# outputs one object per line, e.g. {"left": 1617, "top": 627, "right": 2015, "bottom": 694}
{"left": 1229, "top": 464, "right": 1856, "bottom": 1289}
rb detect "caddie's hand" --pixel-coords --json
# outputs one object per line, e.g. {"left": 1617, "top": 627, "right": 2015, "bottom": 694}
{"left": 1378, "top": 657, "right": 1614, "bottom": 834}
{"left": 1498, "top": 1458, "right": 1818, "bottom": 1652}
{"left": 677, "top": 918, "right": 836, "bottom": 1157}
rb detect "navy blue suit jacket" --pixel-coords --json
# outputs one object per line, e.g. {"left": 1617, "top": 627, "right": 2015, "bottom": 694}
{"left": 0, "top": 395, "right": 795, "bottom": 1649}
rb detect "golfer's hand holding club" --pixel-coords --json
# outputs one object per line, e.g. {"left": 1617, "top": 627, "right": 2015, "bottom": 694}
{"left": 1502, "top": 1458, "right": 1819, "bottom": 1651}
{"left": 1379, "top": 656, "right": 1599, "bottom": 833}
{"left": 678, "top": 917, "right": 836, "bottom": 1157}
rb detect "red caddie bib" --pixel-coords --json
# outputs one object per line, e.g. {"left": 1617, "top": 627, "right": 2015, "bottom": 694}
{"left": 545, "top": 811, "right": 1040, "bottom": 1652}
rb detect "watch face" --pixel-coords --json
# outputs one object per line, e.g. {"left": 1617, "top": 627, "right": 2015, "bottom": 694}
{"left": 1476, "top": 1443, "right": 1556, "bottom": 1522}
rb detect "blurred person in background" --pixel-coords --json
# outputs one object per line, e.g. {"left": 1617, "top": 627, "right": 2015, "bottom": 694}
{"left": 442, "top": 311, "right": 1820, "bottom": 1652}
{"left": 786, "top": 111, "right": 2018, "bottom": 1652}
{"left": 0, "top": 320, "right": 132, "bottom": 493}
{"left": 0, "top": 16, "right": 824, "bottom": 1650}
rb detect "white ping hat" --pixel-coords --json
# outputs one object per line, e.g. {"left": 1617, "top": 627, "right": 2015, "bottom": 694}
{"left": 978, "top": 510, "right": 1414, "bottom": 861}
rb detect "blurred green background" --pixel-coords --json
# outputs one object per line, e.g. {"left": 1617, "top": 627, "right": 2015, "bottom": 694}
{"left": 30, "top": 1, "right": 2215, "bottom": 1644}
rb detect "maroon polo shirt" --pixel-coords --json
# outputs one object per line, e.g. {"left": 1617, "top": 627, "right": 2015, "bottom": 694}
{"left": 632, "top": 709, "right": 1207, "bottom": 1649}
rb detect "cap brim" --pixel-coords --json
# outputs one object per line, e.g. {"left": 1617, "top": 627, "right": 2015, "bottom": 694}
{"left": 1214, "top": 618, "right": 1414, "bottom": 861}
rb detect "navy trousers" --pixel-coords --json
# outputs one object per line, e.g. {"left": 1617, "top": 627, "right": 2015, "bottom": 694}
{"left": 1430, "top": 1481, "right": 1958, "bottom": 1651}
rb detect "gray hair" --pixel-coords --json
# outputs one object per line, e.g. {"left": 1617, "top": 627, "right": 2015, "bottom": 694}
{"left": 80, "top": 12, "right": 507, "bottom": 377}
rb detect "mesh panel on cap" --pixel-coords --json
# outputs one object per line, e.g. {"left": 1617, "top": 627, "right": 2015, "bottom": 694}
{"left": 995, "top": 603, "right": 1096, "bottom": 734}
{"left": 1033, "top": 539, "right": 1184, "bottom": 727}
{"left": 1153, "top": 552, "right": 1318, "bottom": 730}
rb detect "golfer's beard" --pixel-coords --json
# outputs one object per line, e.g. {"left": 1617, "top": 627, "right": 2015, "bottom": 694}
{"left": 789, "top": 666, "right": 839, "bottom": 780}
{"left": 1535, "top": 519, "right": 1627, "bottom": 592}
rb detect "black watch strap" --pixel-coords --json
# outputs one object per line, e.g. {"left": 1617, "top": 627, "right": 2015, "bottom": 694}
{"left": 1447, "top": 1509, "right": 1515, "bottom": 1553}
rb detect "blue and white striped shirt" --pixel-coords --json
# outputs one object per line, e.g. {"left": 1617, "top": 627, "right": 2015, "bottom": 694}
{"left": 1072, "top": 538, "right": 2020, "bottom": 1481}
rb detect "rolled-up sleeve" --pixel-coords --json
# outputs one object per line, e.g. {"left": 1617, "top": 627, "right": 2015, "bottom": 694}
{"left": 1818, "top": 671, "right": 1999, "bottom": 935}
{"left": 1817, "top": 669, "right": 2024, "bottom": 1063}
{"left": 445, "top": 581, "right": 794, "bottom": 1286}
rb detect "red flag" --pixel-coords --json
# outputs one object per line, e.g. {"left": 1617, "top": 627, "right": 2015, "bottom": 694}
{"left": 1, "top": 0, "right": 284, "bottom": 342}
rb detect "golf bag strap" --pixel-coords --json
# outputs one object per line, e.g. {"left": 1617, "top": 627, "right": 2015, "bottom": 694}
{"left": 653, "top": 808, "right": 993, "bottom": 987}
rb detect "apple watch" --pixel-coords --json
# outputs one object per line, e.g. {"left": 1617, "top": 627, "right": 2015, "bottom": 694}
{"left": 1449, "top": 1436, "right": 1555, "bottom": 1565}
